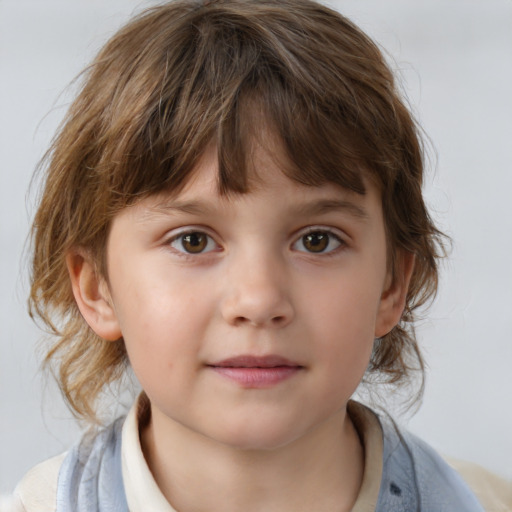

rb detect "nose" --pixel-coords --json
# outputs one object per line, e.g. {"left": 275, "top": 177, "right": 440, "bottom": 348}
{"left": 220, "top": 251, "right": 295, "bottom": 329}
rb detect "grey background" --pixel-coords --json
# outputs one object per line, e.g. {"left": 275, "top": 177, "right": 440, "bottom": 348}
{"left": 1, "top": 0, "right": 511, "bottom": 492}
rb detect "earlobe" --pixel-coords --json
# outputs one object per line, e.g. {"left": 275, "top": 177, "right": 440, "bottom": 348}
{"left": 66, "top": 250, "right": 122, "bottom": 341}
{"left": 375, "top": 251, "right": 415, "bottom": 338}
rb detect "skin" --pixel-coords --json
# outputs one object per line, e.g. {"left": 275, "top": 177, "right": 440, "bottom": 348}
{"left": 68, "top": 144, "right": 413, "bottom": 512}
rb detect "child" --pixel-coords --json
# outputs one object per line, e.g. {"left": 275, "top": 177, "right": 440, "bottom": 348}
{"left": 9, "top": 0, "right": 508, "bottom": 510}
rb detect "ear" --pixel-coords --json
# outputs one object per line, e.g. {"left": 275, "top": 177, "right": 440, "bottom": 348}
{"left": 375, "top": 251, "right": 415, "bottom": 338}
{"left": 66, "top": 250, "right": 122, "bottom": 341}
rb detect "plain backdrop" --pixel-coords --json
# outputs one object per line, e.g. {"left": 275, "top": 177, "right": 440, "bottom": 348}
{"left": 1, "top": 0, "right": 511, "bottom": 492}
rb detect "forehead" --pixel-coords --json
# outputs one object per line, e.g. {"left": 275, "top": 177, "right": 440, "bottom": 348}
{"left": 137, "top": 142, "right": 379, "bottom": 224}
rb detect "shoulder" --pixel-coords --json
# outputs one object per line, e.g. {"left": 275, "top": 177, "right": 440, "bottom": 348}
{"left": 10, "top": 417, "right": 126, "bottom": 512}
{"left": 56, "top": 417, "right": 127, "bottom": 510}
{"left": 448, "top": 457, "right": 512, "bottom": 512}
{"left": 403, "top": 430, "right": 485, "bottom": 509}
{"left": 12, "top": 453, "right": 66, "bottom": 512}
{"left": 377, "top": 417, "right": 486, "bottom": 511}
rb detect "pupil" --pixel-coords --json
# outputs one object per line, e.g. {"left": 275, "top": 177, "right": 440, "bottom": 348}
{"left": 304, "top": 232, "right": 328, "bottom": 252}
{"left": 183, "top": 233, "right": 206, "bottom": 253}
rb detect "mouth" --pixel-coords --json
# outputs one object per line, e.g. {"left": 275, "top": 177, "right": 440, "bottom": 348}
{"left": 207, "top": 355, "right": 304, "bottom": 388}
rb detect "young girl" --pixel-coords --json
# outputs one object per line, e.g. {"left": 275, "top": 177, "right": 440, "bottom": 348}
{"left": 8, "top": 0, "right": 510, "bottom": 510}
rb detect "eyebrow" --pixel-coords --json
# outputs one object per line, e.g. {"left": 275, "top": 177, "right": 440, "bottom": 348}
{"left": 294, "top": 199, "right": 369, "bottom": 220}
{"left": 137, "top": 200, "right": 216, "bottom": 224}
{"left": 148, "top": 200, "right": 213, "bottom": 216}
{"left": 142, "top": 197, "right": 369, "bottom": 221}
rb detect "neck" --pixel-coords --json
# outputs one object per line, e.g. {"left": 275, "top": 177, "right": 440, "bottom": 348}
{"left": 141, "top": 405, "right": 364, "bottom": 512}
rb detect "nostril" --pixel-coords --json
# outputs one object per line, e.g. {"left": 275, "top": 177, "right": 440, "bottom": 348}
{"left": 233, "top": 316, "right": 249, "bottom": 326}
{"left": 232, "top": 314, "right": 287, "bottom": 327}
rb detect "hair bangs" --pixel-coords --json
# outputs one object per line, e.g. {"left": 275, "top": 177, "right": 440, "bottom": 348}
{"left": 98, "top": 7, "right": 370, "bottom": 205}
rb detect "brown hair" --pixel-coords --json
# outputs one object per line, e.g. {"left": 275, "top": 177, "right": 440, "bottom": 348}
{"left": 30, "top": 0, "right": 445, "bottom": 423}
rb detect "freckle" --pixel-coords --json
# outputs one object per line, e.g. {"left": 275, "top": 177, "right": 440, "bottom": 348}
{"left": 389, "top": 482, "right": 402, "bottom": 496}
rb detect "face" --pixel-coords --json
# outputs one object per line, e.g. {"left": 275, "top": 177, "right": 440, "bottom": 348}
{"left": 86, "top": 146, "right": 406, "bottom": 451}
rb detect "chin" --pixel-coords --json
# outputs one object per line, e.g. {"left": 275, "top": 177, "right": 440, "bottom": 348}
{"left": 207, "top": 416, "right": 307, "bottom": 452}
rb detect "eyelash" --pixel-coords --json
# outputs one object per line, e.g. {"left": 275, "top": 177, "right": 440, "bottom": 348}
{"left": 165, "top": 227, "right": 346, "bottom": 257}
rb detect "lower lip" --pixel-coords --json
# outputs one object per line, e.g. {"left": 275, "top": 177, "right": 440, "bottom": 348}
{"left": 210, "top": 366, "right": 301, "bottom": 388}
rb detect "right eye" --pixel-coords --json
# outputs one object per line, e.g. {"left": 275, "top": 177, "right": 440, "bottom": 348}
{"left": 169, "top": 231, "right": 218, "bottom": 254}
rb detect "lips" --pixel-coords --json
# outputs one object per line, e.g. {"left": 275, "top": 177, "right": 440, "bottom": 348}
{"left": 208, "top": 355, "right": 303, "bottom": 388}
{"left": 211, "top": 355, "right": 300, "bottom": 368}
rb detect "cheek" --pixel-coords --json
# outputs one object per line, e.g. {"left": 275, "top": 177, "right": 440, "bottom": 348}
{"left": 111, "top": 275, "right": 212, "bottom": 377}
{"left": 313, "top": 318, "right": 374, "bottom": 408}
{"left": 112, "top": 260, "right": 208, "bottom": 332}
{"left": 309, "top": 273, "right": 383, "bottom": 336}
{"left": 303, "top": 273, "right": 381, "bottom": 380}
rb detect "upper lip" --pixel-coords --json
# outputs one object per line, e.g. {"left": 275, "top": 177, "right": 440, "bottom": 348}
{"left": 209, "top": 355, "right": 302, "bottom": 368}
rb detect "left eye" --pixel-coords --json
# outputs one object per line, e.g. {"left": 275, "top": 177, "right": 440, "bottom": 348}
{"left": 169, "top": 231, "right": 218, "bottom": 254}
{"left": 293, "top": 230, "right": 343, "bottom": 254}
